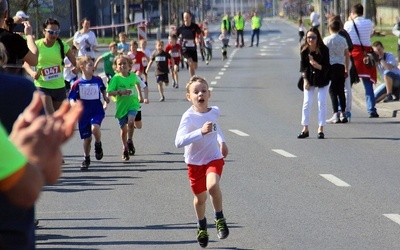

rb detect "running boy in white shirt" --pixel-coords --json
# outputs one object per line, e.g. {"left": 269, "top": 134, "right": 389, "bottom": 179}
{"left": 175, "top": 75, "right": 229, "bottom": 248}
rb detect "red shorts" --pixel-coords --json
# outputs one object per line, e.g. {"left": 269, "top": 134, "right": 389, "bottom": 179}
{"left": 187, "top": 158, "right": 224, "bottom": 194}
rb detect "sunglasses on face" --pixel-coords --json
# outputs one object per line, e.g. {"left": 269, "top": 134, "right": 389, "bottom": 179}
{"left": 45, "top": 29, "right": 60, "bottom": 35}
{"left": 307, "top": 36, "right": 317, "bottom": 40}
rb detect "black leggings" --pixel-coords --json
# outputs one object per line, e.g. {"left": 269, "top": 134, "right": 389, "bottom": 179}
{"left": 329, "top": 64, "right": 346, "bottom": 113}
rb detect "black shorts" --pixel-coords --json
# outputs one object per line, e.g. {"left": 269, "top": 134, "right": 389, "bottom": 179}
{"left": 135, "top": 110, "right": 142, "bottom": 121}
{"left": 182, "top": 48, "right": 198, "bottom": 63}
{"left": 156, "top": 74, "right": 169, "bottom": 84}
{"left": 37, "top": 87, "right": 67, "bottom": 102}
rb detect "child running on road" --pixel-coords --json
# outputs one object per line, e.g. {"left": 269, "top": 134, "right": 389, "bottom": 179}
{"left": 219, "top": 28, "right": 230, "bottom": 61}
{"left": 68, "top": 55, "right": 110, "bottom": 170}
{"left": 94, "top": 41, "right": 118, "bottom": 82}
{"left": 145, "top": 40, "right": 174, "bottom": 102}
{"left": 175, "top": 75, "right": 229, "bottom": 248}
{"left": 203, "top": 29, "right": 214, "bottom": 65}
{"left": 107, "top": 55, "right": 143, "bottom": 160}
{"left": 165, "top": 34, "right": 181, "bottom": 88}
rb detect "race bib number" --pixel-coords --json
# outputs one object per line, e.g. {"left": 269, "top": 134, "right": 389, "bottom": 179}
{"left": 132, "top": 63, "right": 140, "bottom": 72}
{"left": 142, "top": 57, "right": 148, "bottom": 66}
{"left": 185, "top": 40, "right": 195, "bottom": 47}
{"left": 42, "top": 65, "right": 62, "bottom": 81}
{"left": 171, "top": 52, "right": 179, "bottom": 57}
{"left": 155, "top": 56, "right": 166, "bottom": 62}
{"left": 109, "top": 56, "right": 114, "bottom": 62}
{"left": 79, "top": 84, "right": 99, "bottom": 100}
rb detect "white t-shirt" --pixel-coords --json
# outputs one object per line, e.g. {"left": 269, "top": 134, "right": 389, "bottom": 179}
{"left": 63, "top": 57, "right": 76, "bottom": 82}
{"left": 323, "top": 33, "right": 348, "bottom": 66}
{"left": 310, "top": 12, "right": 320, "bottom": 27}
{"left": 73, "top": 30, "right": 98, "bottom": 58}
{"left": 175, "top": 106, "right": 225, "bottom": 165}
{"left": 344, "top": 17, "right": 374, "bottom": 47}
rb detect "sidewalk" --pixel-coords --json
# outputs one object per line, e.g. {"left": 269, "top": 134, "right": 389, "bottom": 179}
{"left": 352, "top": 81, "right": 400, "bottom": 118}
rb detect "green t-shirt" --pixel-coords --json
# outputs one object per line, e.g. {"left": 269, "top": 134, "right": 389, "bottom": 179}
{"left": 0, "top": 124, "right": 27, "bottom": 181}
{"left": 101, "top": 52, "right": 116, "bottom": 76}
{"left": 35, "top": 39, "right": 70, "bottom": 89}
{"left": 107, "top": 72, "right": 141, "bottom": 118}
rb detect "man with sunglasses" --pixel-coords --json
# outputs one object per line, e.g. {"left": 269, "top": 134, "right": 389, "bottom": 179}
{"left": 0, "top": 0, "right": 38, "bottom": 75}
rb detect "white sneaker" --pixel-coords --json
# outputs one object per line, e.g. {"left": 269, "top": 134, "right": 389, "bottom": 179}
{"left": 326, "top": 113, "right": 340, "bottom": 124}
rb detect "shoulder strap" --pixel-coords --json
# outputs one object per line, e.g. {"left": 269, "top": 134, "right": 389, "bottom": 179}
{"left": 56, "top": 38, "right": 65, "bottom": 66}
{"left": 352, "top": 19, "right": 365, "bottom": 52}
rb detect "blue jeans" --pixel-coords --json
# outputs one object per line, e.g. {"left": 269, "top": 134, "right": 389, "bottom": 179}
{"left": 362, "top": 78, "right": 377, "bottom": 114}
{"left": 251, "top": 28, "right": 260, "bottom": 46}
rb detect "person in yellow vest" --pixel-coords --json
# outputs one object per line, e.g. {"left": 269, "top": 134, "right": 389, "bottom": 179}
{"left": 234, "top": 12, "right": 245, "bottom": 48}
{"left": 221, "top": 13, "right": 232, "bottom": 34}
{"left": 250, "top": 11, "right": 262, "bottom": 47}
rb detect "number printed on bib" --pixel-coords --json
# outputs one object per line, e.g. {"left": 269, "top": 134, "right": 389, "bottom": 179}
{"left": 79, "top": 84, "right": 100, "bottom": 100}
{"left": 142, "top": 57, "right": 148, "bottom": 66}
{"left": 155, "top": 56, "right": 166, "bottom": 62}
{"left": 132, "top": 63, "right": 140, "bottom": 72}
{"left": 185, "top": 40, "right": 195, "bottom": 47}
{"left": 42, "top": 65, "right": 62, "bottom": 81}
{"left": 171, "top": 52, "right": 179, "bottom": 57}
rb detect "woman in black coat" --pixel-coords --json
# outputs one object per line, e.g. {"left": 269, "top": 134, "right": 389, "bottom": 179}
{"left": 298, "top": 27, "right": 331, "bottom": 139}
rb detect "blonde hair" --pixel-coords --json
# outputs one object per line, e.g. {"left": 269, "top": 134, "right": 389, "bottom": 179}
{"left": 185, "top": 75, "right": 209, "bottom": 93}
{"left": 76, "top": 55, "right": 93, "bottom": 68}
{"left": 112, "top": 55, "right": 133, "bottom": 72}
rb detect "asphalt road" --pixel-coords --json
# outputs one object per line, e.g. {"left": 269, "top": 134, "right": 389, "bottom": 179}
{"left": 36, "top": 18, "right": 400, "bottom": 250}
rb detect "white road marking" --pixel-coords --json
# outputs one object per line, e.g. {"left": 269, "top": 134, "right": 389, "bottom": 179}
{"left": 272, "top": 149, "right": 296, "bottom": 158}
{"left": 218, "top": 72, "right": 224, "bottom": 75}
{"left": 229, "top": 129, "right": 249, "bottom": 136}
{"left": 210, "top": 81, "right": 217, "bottom": 85}
{"left": 319, "top": 174, "right": 351, "bottom": 187}
{"left": 384, "top": 214, "right": 400, "bottom": 225}
{"left": 221, "top": 68, "right": 226, "bottom": 71}
{"left": 209, "top": 87, "right": 214, "bottom": 91}
{"left": 224, "top": 65, "right": 229, "bottom": 68}
{"left": 215, "top": 76, "right": 221, "bottom": 79}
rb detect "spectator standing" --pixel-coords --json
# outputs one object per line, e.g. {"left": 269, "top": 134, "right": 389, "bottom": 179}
{"left": 372, "top": 41, "right": 400, "bottom": 102}
{"left": 309, "top": 6, "right": 320, "bottom": 29}
{"left": 344, "top": 3, "right": 379, "bottom": 118}
{"left": 249, "top": 11, "right": 261, "bottom": 47}
{"left": 234, "top": 12, "right": 245, "bottom": 47}
{"left": 221, "top": 13, "right": 232, "bottom": 35}
{"left": 0, "top": 0, "right": 38, "bottom": 75}
{"left": 0, "top": 90, "right": 83, "bottom": 249}
{"left": 73, "top": 18, "right": 98, "bottom": 59}
{"left": 324, "top": 19, "right": 350, "bottom": 124}
{"left": 298, "top": 27, "right": 331, "bottom": 139}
